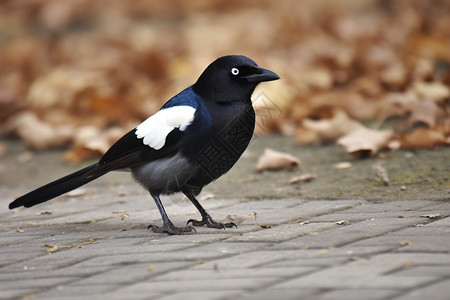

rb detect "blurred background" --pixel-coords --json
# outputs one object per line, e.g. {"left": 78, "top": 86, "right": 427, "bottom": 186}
{"left": 0, "top": 0, "right": 449, "bottom": 163}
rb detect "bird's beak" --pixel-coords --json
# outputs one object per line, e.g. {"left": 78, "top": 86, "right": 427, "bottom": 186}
{"left": 245, "top": 67, "right": 280, "bottom": 83}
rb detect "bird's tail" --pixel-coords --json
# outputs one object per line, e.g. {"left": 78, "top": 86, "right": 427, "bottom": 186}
{"left": 9, "top": 163, "right": 101, "bottom": 209}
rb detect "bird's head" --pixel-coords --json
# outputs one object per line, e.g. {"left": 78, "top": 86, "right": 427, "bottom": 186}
{"left": 193, "top": 55, "right": 280, "bottom": 103}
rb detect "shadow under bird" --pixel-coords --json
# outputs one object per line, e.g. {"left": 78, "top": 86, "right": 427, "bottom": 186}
{"left": 9, "top": 55, "right": 280, "bottom": 235}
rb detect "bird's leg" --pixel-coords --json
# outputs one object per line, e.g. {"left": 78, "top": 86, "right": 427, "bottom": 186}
{"left": 185, "top": 192, "right": 237, "bottom": 229}
{"left": 148, "top": 194, "right": 196, "bottom": 235}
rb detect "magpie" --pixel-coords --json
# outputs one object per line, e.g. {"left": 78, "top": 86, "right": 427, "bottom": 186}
{"left": 9, "top": 55, "right": 280, "bottom": 235}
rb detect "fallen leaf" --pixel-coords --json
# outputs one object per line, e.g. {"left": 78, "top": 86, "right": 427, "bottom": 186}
{"left": 407, "top": 98, "right": 443, "bottom": 127}
{"left": 299, "top": 110, "right": 364, "bottom": 143}
{"left": 337, "top": 127, "right": 394, "bottom": 156}
{"left": 399, "top": 127, "right": 450, "bottom": 149}
{"left": 64, "top": 126, "right": 126, "bottom": 163}
{"left": 288, "top": 173, "right": 316, "bottom": 184}
{"left": 256, "top": 148, "right": 301, "bottom": 172}
{"left": 223, "top": 212, "right": 257, "bottom": 225}
{"left": 412, "top": 81, "right": 450, "bottom": 102}
{"left": 0, "top": 143, "right": 6, "bottom": 157}
{"left": 17, "top": 151, "right": 34, "bottom": 163}
{"left": 400, "top": 241, "right": 414, "bottom": 246}
{"left": 65, "top": 189, "right": 87, "bottom": 197}
{"left": 336, "top": 220, "right": 350, "bottom": 225}
{"left": 44, "top": 238, "right": 96, "bottom": 253}
{"left": 372, "top": 163, "right": 389, "bottom": 186}
{"left": 117, "top": 190, "right": 131, "bottom": 196}
{"left": 16, "top": 227, "right": 24, "bottom": 233}
{"left": 200, "top": 193, "right": 215, "bottom": 200}
{"left": 7, "top": 112, "right": 73, "bottom": 150}
{"left": 420, "top": 213, "right": 441, "bottom": 219}
{"left": 36, "top": 211, "right": 52, "bottom": 216}
{"left": 333, "top": 162, "right": 352, "bottom": 169}
{"left": 119, "top": 228, "right": 132, "bottom": 232}
{"left": 113, "top": 214, "right": 129, "bottom": 220}
{"left": 148, "top": 264, "right": 156, "bottom": 271}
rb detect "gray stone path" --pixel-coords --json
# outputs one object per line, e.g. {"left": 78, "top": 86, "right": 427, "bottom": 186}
{"left": 1, "top": 185, "right": 449, "bottom": 300}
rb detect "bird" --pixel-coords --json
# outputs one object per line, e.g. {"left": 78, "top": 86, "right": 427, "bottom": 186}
{"left": 9, "top": 55, "right": 280, "bottom": 235}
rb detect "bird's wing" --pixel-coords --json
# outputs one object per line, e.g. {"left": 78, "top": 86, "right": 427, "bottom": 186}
{"left": 85, "top": 105, "right": 198, "bottom": 177}
{"left": 135, "top": 105, "right": 196, "bottom": 150}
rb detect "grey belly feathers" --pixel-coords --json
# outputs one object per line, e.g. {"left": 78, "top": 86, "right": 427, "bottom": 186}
{"left": 131, "top": 153, "right": 195, "bottom": 195}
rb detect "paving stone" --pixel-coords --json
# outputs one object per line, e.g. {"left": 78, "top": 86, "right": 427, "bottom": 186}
{"left": 272, "top": 253, "right": 449, "bottom": 289}
{"left": 74, "top": 262, "right": 193, "bottom": 285}
{"left": 0, "top": 289, "right": 39, "bottom": 300}
{"left": 1, "top": 192, "right": 449, "bottom": 299}
{"left": 226, "top": 222, "right": 336, "bottom": 243}
{"left": 262, "top": 257, "right": 349, "bottom": 268}
{"left": 271, "top": 217, "right": 423, "bottom": 249}
{"left": 391, "top": 279, "right": 450, "bottom": 300}
{"left": 0, "top": 264, "right": 112, "bottom": 281}
{"left": 117, "top": 277, "right": 280, "bottom": 293}
{"left": 234, "top": 288, "right": 320, "bottom": 300}
{"left": 318, "top": 288, "right": 399, "bottom": 300}
{"left": 396, "top": 235, "right": 450, "bottom": 252}
{"left": 70, "top": 250, "right": 231, "bottom": 268}
{"left": 157, "top": 290, "right": 242, "bottom": 300}
{"left": 37, "top": 284, "right": 118, "bottom": 298}
{"left": 0, "top": 277, "right": 78, "bottom": 290}
{"left": 191, "top": 250, "right": 292, "bottom": 270}
{"left": 153, "top": 267, "right": 315, "bottom": 281}
{"left": 392, "top": 265, "right": 450, "bottom": 278}
{"left": 186, "top": 242, "right": 270, "bottom": 254}
{"left": 341, "top": 200, "right": 435, "bottom": 213}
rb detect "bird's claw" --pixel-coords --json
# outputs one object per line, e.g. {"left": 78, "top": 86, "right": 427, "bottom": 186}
{"left": 148, "top": 222, "right": 196, "bottom": 235}
{"left": 187, "top": 215, "right": 237, "bottom": 229}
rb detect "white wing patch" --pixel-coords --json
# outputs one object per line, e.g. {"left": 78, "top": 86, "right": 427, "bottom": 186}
{"left": 135, "top": 105, "right": 196, "bottom": 150}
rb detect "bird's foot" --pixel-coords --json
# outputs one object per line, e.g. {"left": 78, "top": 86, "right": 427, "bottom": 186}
{"left": 148, "top": 221, "right": 196, "bottom": 235}
{"left": 187, "top": 214, "right": 237, "bottom": 229}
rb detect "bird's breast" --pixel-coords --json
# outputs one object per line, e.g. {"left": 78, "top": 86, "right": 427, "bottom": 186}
{"left": 187, "top": 103, "right": 255, "bottom": 183}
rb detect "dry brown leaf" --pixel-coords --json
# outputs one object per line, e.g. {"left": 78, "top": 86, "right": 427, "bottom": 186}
{"left": 44, "top": 238, "right": 96, "bottom": 253}
{"left": 412, "top": 81, "right": 450, "bottom": 103}
{"left": 399, "top": 127, "right": 450, "bottom": 149}
{"left": 407, "top": 99, "right": 443, "bottom": 127}
{"left": 0, "top": 143, "right": 6, "bottom": 157}
{"left": 65, "top": 188, "right": 87, "bottom": 198}
{"left": 400, "top": 241, "right": 414, "bottom": 246}
{"left": 256, "top": 148, "right": 301, "bottom": 172}
{"left": 337, "top": 127, "right": 394, "bottom": 156}
{"left": 223, "top": 212, "right": 257, "bottom": 225}
{"left": 7, "top": 112, "right": 73, "bottom": 150}
{"left": 336, "top": 220, "right": 350, "bottom": 225}
{"left": 420, "top": 213, "right": 441, "bottom": 219}
{"left": 17, "top": 151, "right": 34, "bottom": 163}
{"left": 372, "top": 163, "right": 389, "bottom": 186}
{"left": 200, "top": 193, "right": 215, "bottom": 201}
{"left": 36, "top": 211, "right": 52, "bottom": 216}
{"left": 288, "top": 173, "right": 316, "bottom": 184}
{"left": 300, "top": 110, "right": 364, "bottom": 143}
{"left": 64, "top": 126, "right": 126, "bottom": 163}
{"left": 333, "top": 161, "right": 352, "bottom": 169}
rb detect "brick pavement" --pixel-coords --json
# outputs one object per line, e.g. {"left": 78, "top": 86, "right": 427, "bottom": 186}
{"left": 1, "top": 185, "right": 449, "bottom": 300}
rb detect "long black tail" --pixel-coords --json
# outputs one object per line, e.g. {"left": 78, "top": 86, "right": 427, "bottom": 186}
{"left": 9, "top": 163, "right": 102, "bottom": 209}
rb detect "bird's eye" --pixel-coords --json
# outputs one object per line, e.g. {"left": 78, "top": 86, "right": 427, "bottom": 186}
{"left": 231, "top": 68, "right": 239, "bottom": 75}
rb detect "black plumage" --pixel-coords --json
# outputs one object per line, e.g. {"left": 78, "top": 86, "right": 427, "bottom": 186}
{"left": 9, "top": 55, "right": 280, "bottom": 235}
